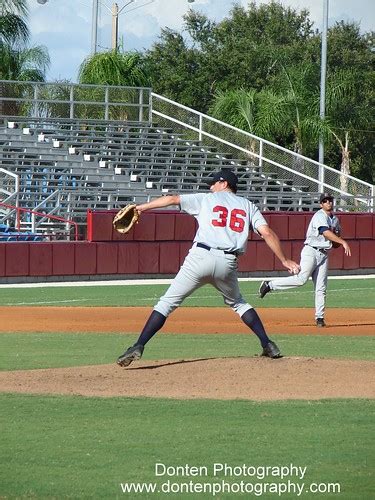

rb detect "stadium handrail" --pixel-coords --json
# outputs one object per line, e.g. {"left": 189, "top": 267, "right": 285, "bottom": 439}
{"left": 0, "top": 201, "right": 79, "bottom": 241}
{"left": 151, "top": 92, "right": 374, "bottom": 211}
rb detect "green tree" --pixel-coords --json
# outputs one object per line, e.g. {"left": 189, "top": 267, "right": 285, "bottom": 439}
{"left": 209, "top": 18, "right": 374, "bottom": 183}
{"left": 78, "top": 50, "right": 150, "bottom": 120}
{"left": 322, "top": 24, "right": 375, "bottom": 183}
{"left": 0, "top": 44, "right": 50, "bottom": 81}
{"left": 210, "top": 65, "right": 330, "bottom": 160}
{"left": 146, "top": 2, "right": 315, "bottom": 112}
{"left": 1, "top": 0, "right": 50, "bottom": 80}
{"left": 144, "top": 27, "right": 210, "bottom": 110}
{"left": 0, "top": 0, "right": 50, "bottom": 116}
{"left": 0, "top": 0, "right": 29, "bottom": 45}
{"left": 196, "top": 1, "right": 314, "bottom": 93}
{"left": 78, "top": 50, "right": 150, "bottom": 87}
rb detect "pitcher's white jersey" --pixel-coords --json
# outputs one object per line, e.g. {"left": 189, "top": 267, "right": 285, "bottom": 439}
{"left": 304, "top": 209, "right": 341, "bottom": 250}
{"left": 180, "top": 191, "right": 267, "bottom": 255}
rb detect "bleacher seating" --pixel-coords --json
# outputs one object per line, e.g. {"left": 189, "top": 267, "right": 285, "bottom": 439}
{"left": 0, "top": 117, "right": 317, "bottom": 232}
{"left": 0, "top": 223, "right": 43, "bottom": 241}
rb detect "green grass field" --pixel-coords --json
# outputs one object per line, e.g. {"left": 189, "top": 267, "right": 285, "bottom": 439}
{"left": 0, "top": 277, "right": 374, "bottom": 308}
{"left": 1, "top": 277, "right": 374, "bottom": 499}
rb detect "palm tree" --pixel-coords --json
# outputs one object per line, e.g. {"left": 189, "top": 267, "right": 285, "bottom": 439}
{"left": 0, "top": 0, "right": 29, "bottom": 45}
{"left": 77, "top": 49, "right": 151, "bottom": 120}
{"left": 210, "top": 84, "right": 330, "bottom": 161}
{"left": 1, "top": 0, "right": 50, "bottom": 80}
{"left": 78, "top": 50, "right": 150, "bottom": 87}
{"left": 0, "top": 45, "right": 50, "bottom": 81}
{"left": 1, "top": 0, "right": 50, "bottom": 115}
{"left": 210, "top": 89, "right": 258, "bottom": 135}
{"left": 209, "top": 88, "right": 262, "bottom": 165}
{"left": 210, "top": 66, "right": 332, "bottom": 163}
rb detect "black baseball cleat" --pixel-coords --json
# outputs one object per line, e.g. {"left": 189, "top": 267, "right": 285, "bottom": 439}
{"left": 259, "top": 281, "right": 271, "bottom": 298}
{"left": 117, "top": 344, "right": 144, "bottom": 367}
{"left": 316, "top": 318, "right": 326, "bottom": 327}
{"left": 262, "top": 341, "right": 282, "bottom": 359}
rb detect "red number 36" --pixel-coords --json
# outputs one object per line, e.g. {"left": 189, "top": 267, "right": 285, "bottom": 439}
{"left": 212, "top": 205, "right": 246, "bottom": 233}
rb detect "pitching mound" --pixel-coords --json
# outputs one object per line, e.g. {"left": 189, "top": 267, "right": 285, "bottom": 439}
{"left": 1, "top": 357, "right": 374, "bottom": 400}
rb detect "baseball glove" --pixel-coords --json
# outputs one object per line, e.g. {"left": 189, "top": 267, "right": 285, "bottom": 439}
{"left": 113, "top": 204, "right": 140, "bottom": 234}
{"left": 332, "top": 242, "right": 341, "bottom": 248}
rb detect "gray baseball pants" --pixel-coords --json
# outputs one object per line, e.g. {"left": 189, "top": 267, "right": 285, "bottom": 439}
{"left": 269, "top": 245, "right": 329, "bottom": 319}
{"left": 154, "top": 246, "right": 252, "bottom": 318}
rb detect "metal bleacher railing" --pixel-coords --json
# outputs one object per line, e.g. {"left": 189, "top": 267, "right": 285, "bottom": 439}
{"left": 151, "top": 93, "right": 374, "bottom": 212}
{"left": 0, "top": 80, "right": 373, "bottom": 236}
{"left": 0, "top": 201, "right": 78, "bottom": 240}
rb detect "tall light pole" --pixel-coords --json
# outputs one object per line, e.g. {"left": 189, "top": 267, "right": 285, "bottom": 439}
{"left": 94, "top": 0, "right": 151, "bottom": 52}
{"left": 91, "top": 0, "right": 99, "bottom": 53}
{"left": 39, "top": 0, "right": 195, "bottom": 54}
{"left": 319, "top": 0, "right": 329, "bottom": 168}
{"left": 37, "top": 0, "right": 101, "bottom": 54}
{"left": 110, "top": 0, "right": 193, "bottom": 51}
{"left": 112, "top": 3, "right": 119, "bottom": 50}
{"left": 110, "top": 0, "right": 137, "bottom": 51}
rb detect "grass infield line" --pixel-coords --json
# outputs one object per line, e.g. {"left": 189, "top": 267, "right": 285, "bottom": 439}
{"left": 0, "top": 274, "right": 374, "bottom": 288}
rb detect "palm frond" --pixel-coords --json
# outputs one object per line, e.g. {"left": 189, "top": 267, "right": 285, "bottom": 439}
{"left": 0, "top": 13, "right": 29, "bottom": 45}
{"left": 78, "top": 50, "right": 150, "bottom": 87}
{"left": 1, "top": 0, "right": 28, "bottom": 17}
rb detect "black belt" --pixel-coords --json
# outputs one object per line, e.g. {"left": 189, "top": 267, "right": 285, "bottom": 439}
{"left": 196, "top": 242, "right": 238, "bottom": 257}
{"left": 309, "top": 245, "right": 327, "bottom": 254}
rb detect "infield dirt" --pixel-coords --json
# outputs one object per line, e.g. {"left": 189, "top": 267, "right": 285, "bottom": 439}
{"left": 1, "top": 306, "right": 374, "bottom": 335}
{"left": 1, "top": 306, "right": 374, "bottom": 400}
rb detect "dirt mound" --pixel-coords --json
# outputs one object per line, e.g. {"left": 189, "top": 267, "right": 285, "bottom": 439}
{"left": 1, "top": 306, "right": 373, "bottom": 401}
{"left": 1, "top": 357, "right": 374, "bottom": 400}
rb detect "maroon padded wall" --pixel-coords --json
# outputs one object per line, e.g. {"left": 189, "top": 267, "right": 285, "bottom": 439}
{"left": 0, "top": 211, "right": 374, "bottom": 279}
{"left": 96, "top": 242, "right": 118, "bottom": 275}
{"left": 75, "top": 242, "right": 97, "bottom": 275}
{"left": 52, "top": 243, "right": 75, "bottom": 276}
{"left": 139, "top": 242, "right": 160, "bottom": 273}
{"left": 159, "top": 242, "right": 180, "bottom": 274}
{"left": 0, "top": 244, "right": 5, "bottom": 277}
{"left": 117, "top": 243, "right": 139, "bottom": 274}
{"left": 356, "top": 215, "right": 373, "bottom": 238}
{"left": 29, "top": 243, "right": 53, "bottom": 276}
{"left": 5, "top": 242, "right": 29, "bottom": 276}
{"left": 360, "top": 240, "right": 375, "bottom": 268}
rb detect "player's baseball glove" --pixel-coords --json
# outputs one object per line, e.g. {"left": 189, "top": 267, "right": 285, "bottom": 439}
{"left": 113, "top": 204, "right": 140, "bottom": 234}
{"left": 332, "top": 242, "right": 341, "bottom": 248}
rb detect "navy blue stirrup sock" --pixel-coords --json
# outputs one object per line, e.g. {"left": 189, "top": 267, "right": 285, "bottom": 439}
{"left": 241, "top": 309, "right": 270, "bottom": 348}
{"left": 136, "top": 310, "right": 166, "bottom": 346}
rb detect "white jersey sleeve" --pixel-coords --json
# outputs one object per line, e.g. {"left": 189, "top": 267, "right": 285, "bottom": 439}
{"left": 180, "top": 192, "right": 267, "bottom": 255}
{"left": 304, "top": 209, "right": 341, "bottom": 249}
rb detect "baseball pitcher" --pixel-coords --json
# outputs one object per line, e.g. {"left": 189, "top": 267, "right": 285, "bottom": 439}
{"left": 117, "top": 169, "right": 300, "bottom": 367}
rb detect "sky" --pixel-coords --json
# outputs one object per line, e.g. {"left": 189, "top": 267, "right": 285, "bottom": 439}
{"left": 28, "top": 0, "right": 375, "bottom": 82}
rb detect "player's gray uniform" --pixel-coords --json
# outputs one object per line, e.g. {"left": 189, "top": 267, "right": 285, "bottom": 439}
{"left": 154, "top": 191, "right": 267, "bottom": 318}
{"left": 268, "top": 209, "right": 341, "bottom": 319}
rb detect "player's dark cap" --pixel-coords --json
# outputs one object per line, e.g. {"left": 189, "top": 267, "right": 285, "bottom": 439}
{"left": 319, "top": 193, "right": 334, "bottom": 203}
{"left": 207, "top": 170, "right": 238, "bottom": 192}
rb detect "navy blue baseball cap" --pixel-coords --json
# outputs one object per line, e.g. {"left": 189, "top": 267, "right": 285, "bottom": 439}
{"left": 319, "top": 193, "right": 334, "bottom": 203}
{"left": 207, "top": 170, "right": 238, "bottom": 192}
